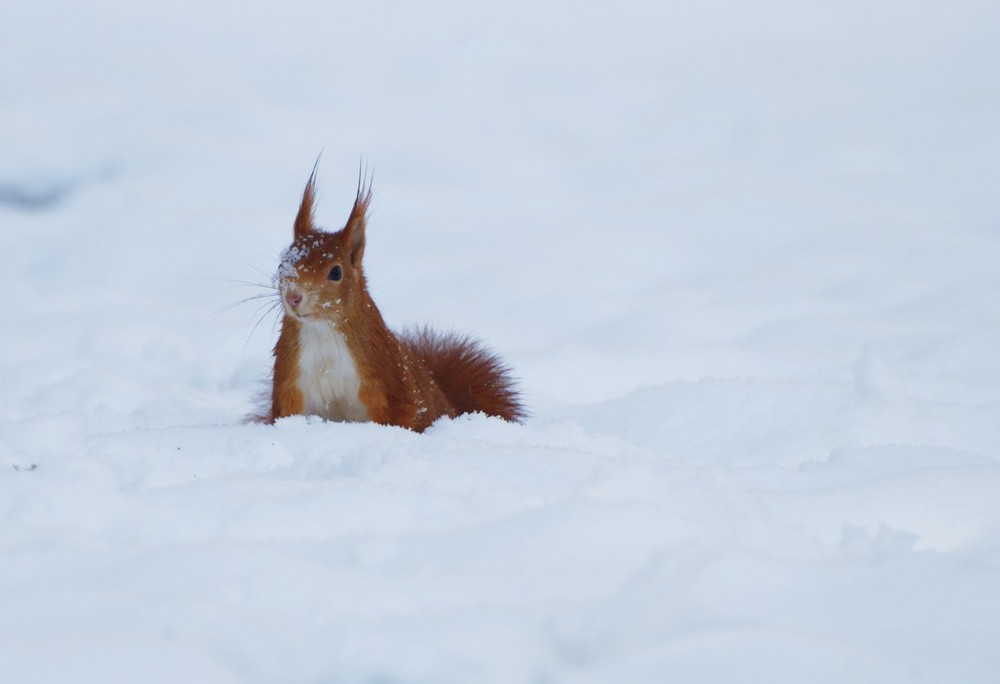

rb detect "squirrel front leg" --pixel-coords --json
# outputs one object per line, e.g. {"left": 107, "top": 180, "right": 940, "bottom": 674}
{"left": 359, "top": 382, "right": 396, "bottom": 427}
{"left": 359, "top": 381, "right": 434, "bottom": 431}
{"left": 271, "top": 381, "right": 304, "bottom": 422}
{"left": 270, "top": 322, "right": 305, "bottom": 421}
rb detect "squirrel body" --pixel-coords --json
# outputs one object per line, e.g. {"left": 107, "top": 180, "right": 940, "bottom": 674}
{"left": 259, "top": 169, "right": 523, "bottom": 432}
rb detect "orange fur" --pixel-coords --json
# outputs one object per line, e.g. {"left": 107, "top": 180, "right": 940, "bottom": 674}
{"left": 257, "top": 168, "right": 524, "bottom": 431}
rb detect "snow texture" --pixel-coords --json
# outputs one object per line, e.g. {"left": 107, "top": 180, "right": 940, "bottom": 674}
{"left": 2, "top": 1, "right": 1000, "bottom": 682}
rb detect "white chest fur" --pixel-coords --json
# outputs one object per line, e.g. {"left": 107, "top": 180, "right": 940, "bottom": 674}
{"left": 295, "top": 321, "right": 370, "bottom": 422}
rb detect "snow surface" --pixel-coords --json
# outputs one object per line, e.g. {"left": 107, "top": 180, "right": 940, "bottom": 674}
{"left": 2, "top": 1, "right": 1000, "bottom": 681}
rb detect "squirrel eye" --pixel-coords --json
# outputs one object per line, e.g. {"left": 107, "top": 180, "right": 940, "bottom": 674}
{"left": 328, "top": 264, "right": 343, "bottom": 281}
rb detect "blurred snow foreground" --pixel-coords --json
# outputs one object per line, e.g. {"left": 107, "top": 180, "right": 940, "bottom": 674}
{"left": 2, "top": 1, "right": 1000, "bottom": 682}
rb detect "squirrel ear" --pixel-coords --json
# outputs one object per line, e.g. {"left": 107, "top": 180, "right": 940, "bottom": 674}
{"left": 344, "top": 179, "right": 371, "bottom": 267}
{"left": 293, "top": 169, "right": 318, "bottom": 239}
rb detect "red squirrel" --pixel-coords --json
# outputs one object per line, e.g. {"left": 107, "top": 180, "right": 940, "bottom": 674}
{"left": 257, "top": 168, "right": 524, "bottom": 431}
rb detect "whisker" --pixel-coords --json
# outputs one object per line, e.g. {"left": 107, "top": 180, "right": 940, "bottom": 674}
{"left": 198, "top": 276, "right": 276, "bottom": 290}
{"left": 243, "top": 303, "right": 278, "bottom": 353}
{"left": 248, "top": 297, "right": 281, "bottom": 322}
{"left": 210, "top": 293, "right": 279, "bottom": 319}
{"left": 246, "top": 300, "right": 283, "bottom": 349}
{"left": 269, "top": 306, "right": 283, "bottom": 339}
{"left": 250, "top": 264, "right": 277, "bottom": 285}
{"left": 223, "top": 281, "right": 276, "bottom": 291}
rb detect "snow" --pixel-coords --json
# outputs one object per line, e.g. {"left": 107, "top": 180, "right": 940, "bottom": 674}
{"left": 2, "top": 0, "right": 1000, "bottom": 681}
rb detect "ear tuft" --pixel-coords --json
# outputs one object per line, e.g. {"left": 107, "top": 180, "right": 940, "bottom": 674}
{"left": 344, "top": 167, "right": 372, "bottom": 267}
{"left": 293, "top": 164, "right": 319, "bottom": 238}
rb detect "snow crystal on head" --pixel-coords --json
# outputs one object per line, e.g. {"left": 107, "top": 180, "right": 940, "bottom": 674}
{"left": 276, "top": 244, "right": 307, "bottom": 284}
{"left": 275, "top": 235, "right": 334, "bottom": 285}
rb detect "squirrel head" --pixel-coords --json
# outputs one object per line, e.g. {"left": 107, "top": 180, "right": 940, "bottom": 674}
{"left": 275, "top": 170, "right": 371, "bottom": 326}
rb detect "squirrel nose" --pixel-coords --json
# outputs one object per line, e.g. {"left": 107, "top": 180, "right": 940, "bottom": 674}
{"left": 286, "top": 291, "right": 303, "bottom": 309}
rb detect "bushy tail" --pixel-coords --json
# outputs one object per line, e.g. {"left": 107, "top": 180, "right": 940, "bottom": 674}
{"left": 401, "top": 327, "right": 525, "bottom": 423}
